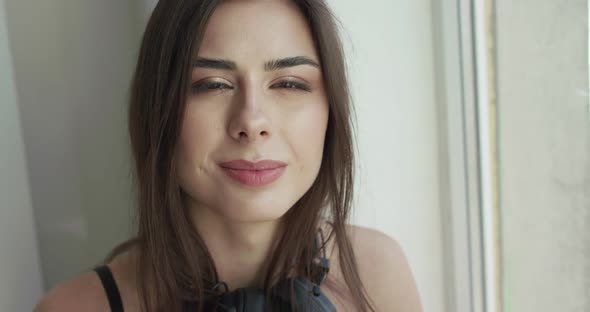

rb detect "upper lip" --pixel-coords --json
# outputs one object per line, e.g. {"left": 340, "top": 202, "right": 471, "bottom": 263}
{"left": 219, "top": 159, "right": 287, "bottom": 170}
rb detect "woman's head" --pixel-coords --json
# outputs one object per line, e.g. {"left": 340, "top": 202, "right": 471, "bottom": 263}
{"left": 124, "top": 0, "right": 372, "bottom": 310}
{"left": 177, "top": 0, "right": 329, "bottom": 223}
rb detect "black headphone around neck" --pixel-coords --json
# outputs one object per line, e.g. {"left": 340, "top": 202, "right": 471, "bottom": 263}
{"left": 186, "top": 230, "right": 336, "bottom": 312}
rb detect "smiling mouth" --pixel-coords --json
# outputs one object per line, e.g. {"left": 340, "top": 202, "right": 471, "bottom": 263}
{"left": 219, "top": 166, "right": 286, "bottom": 186}
{"left": 218, "top": 159, "right": 287, "bottom": 186}
{"left": 219, "top": 159, "right": 287, "bottom": 170}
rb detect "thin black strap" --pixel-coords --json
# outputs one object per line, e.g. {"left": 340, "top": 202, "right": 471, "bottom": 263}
{"left": 317, "top": 227, "right": 327, "bottom": 259}
{"left": 313, "top": 228, "right": 330, "bottom": 286}
{"left": 94, "top": 265, "right": 124, "bottom": 312}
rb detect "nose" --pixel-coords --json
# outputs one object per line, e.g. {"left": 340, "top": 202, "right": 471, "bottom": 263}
{"left": 227, "top": 85, "right": 272, "bottom": 144}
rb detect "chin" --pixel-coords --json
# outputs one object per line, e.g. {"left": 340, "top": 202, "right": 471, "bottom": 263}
{"left": 210, "top": 186, "right": 294, "bottom": 220}
{"left": 217, "top": 199, "right": 292, "bottom": 223}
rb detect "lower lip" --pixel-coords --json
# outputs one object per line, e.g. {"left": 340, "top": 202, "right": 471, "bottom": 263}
{"left": 220, "top": 166, "right": 286, "bottom": 187}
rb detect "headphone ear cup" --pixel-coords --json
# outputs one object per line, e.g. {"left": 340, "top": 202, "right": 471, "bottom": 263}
{"left": 269, "top": 277, "right": 336, "bottom": 312}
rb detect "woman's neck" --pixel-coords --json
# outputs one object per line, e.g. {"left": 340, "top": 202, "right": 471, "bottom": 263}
{"left": 189, "top": 205, "right": 286, "bottom": 290}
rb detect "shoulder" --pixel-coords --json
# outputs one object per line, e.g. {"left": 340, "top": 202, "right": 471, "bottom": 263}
{"left": 339, "top": 224, "right": 423, "bottom": 312}
{"left": 345, "top": 224, "right": 411, "bottom": 270}
{"left": 34, "top": 251, "right": 138, "bottom": 312}
{"left": 33, "top": 269, "right": 110, "bottom": 312}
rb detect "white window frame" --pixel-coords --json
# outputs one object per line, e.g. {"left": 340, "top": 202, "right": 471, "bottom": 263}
{"left": 432, "top": 1, "right": 501, "bottom": 312}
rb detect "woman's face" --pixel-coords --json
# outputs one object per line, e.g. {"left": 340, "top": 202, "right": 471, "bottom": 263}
{"left": 176, "top": 1, "right": 329, "bottom": 222}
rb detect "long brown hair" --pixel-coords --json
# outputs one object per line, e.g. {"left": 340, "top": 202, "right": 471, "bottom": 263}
{"left": 106, "top": 0, "right": 375, "bottom": 311}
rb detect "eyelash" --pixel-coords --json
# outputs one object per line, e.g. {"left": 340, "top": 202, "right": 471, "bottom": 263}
{"left": 190, "top": 80, "right": 312, "bottom": 93}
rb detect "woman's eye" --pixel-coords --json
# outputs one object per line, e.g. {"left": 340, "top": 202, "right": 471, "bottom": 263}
{"left": 191, "top": 81, "right": 233, "bottom": 93}
{"left": 272, "top": 80, "right": 312, "bottom": 92}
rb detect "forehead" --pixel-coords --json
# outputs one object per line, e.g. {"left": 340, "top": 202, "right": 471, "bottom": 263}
{"left": 196, "top": 0, "right": 319, "bottom": 63}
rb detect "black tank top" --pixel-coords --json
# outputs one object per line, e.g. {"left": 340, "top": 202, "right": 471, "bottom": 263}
{"left": 93, "top": 230, "right": 336, "bottom": 311}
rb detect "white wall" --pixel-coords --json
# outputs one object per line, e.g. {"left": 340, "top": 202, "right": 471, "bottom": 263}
{"left": 0, "top": 0, "right": 43, "bottom": 310}
{"left": 4, "top": 0, "right": 141, "bottom": 290}
{"left": 327, "top": 1, "right": 445, "bottom": 311}
{"left": 496, "top": 0, "right": 590, "bottom": 311}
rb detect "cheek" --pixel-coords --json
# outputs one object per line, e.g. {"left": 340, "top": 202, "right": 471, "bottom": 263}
{"left": 179, "top": 102, "right": 225, "bottom": 155}
{"left": 288, "top": 100, "right": 329, "bottom": 175}
{"left": 176, "top": 106, "right": 223, "bottom": 189}
{"left": 179, "top": 115, "right": 209, "bottom": 162}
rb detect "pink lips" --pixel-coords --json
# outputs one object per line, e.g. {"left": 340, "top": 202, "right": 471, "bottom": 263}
{"left": 219, "top": 159, "right": 287, "bottom": 186}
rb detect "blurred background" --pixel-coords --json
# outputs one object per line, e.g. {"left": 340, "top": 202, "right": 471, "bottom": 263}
{"left": 0, "top": 0, "right": 588, "bottom": 311}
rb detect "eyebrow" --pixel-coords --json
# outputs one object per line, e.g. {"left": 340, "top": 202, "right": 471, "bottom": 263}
{"left": 264, "top": 56, "right": 320, "bottom": 71}
{"left": 192, "top": 56, "right": 320, "bottom": 71}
